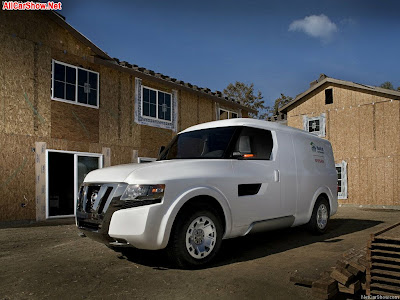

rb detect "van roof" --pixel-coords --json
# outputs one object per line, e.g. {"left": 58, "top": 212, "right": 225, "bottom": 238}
{"left": 181, "top": 118, "right": 317, "bottom": 138}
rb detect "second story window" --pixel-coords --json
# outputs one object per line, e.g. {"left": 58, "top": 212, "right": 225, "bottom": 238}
{"left": 52, "top": 60, "right": 99, "bottom": 108}
{"left": 325, "top": 89, "right": 333, "bottom": 105}
{"left": 142, "top": 86, "right": 172, "bottom": 122}
{"left": 303, "top": 113, "right": 326, "bottom": 137}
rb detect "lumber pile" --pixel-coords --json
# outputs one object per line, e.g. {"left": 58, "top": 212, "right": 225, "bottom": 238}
{"left": 367, "top": 222, "right": 400, "bottom": 296}
{"left": 290, "top": 247, "right": 368, "bottom": 299}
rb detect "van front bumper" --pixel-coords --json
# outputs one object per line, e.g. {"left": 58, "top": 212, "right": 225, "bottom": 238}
{"left": 76, "top": 182, "right": 165, "bottom": 249}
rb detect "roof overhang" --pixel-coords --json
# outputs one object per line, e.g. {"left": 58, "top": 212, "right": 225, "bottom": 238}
{"left": 93, "top": 57, "right": 257, "bottom": 113}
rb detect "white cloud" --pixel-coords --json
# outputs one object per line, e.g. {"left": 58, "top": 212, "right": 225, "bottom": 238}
{"left": 289, "top": 14, "right": 337, "bottom": 41}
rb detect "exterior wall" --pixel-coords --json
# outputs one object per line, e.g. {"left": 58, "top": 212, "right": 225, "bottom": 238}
{"left": 287, "top": 83, "right": 400, "bottom": 207}
{"left": 0, "top": 11, "right": 245, "bottom": 221}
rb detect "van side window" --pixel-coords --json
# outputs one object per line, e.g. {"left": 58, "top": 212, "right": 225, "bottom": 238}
{"left": 233, "top": 127, "right": 273, "bottom": 160}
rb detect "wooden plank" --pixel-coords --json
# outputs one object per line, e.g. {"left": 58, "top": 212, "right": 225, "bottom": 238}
{"left": 371, "top": 249, "right": 400, "bottom": 257}
{"left": 312, "top": 277, "right": 338, "bottom": 293}
{"left": 349, "top": 260, "right": 367, "bottom": 273}
{"left": 372, "top": 255, "right": 400, "bottom": 264}
{"left": 370, "top": 268, "right": 400, "bottom": 278}
{"left": 35, "top": 141, "right": 46, "bottom": 221}
{"left": 330, "top": 268, "right": 354, "bottom": 286}
{"left": 372, "top": 262, "right": 400, "bottom": 271}
{"left": 372, "top": 243, "right": 400, "bottom": 251}
{"left": 338, "top": 280, "right": 360, "bottom": 294}
{"left": 336, "top": 260, "right": 349, "bottom": 270}
{"left": 347, "top": 264, "right": 362, "bottom": 277}
{"left": 370, "top": 282, "right": 400, "bottom": 293}
{"left": 380, "top": 225, "right": 400, "bottom": 241}
{"left": 370, "top": 222, "right": 400, "bottom": 239}
{"left": 371, "top": 275, "right": 400, "bottom": 285}
{"left": 371, "top": 289, "right": 400, "bottom": 297}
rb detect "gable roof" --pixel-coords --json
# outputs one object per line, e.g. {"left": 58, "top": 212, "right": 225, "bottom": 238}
{"left": 43, "top": 11, "right": 256, "bottom": 114}
{"left": 279, "top": 74, "right": 400, "bottom": 113}
{"left": 44, "top": 11, "right": 112, "bottom": 60}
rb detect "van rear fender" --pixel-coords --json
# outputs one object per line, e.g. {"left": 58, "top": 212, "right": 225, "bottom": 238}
{"left": 156, "top": 187, "right": 232, "bottom": 249}
{"left": 307, "top": 186, "right": 336, "bottom": 221}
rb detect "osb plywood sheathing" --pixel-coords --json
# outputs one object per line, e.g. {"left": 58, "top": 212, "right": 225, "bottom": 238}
{"left": 129, "top": 75, "right": 134, "bottom": 138}
{"left": 118, "top": 74, "right": 122, "bottom": 141}
{"left": 132, "top": 150, "right": 138, "bottom": 163}
{"left": 197, "top": 95, "right": 200, "bottom": 124}
{"left": 35, "top": 142, "right": 46, "bottom": 221}
{"left": 372, "top": 104, "right": 376, "bottom": 150}
{"left": 102, "top": 147, "right": 111, "bottom": 167}
{"left": 33, "top": 42, "right": 39, "bottom": 132}
{"left": 326, "top": 110, "right": 330, "bottom": 139}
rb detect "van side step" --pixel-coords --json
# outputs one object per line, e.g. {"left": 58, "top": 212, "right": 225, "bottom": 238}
{"left": 245, "top": 215, "right": 295, "bottom": 235}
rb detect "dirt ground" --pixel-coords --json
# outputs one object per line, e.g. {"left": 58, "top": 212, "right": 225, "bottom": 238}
{"left": 1, "top": 206, "right": 399, "bottom": 300}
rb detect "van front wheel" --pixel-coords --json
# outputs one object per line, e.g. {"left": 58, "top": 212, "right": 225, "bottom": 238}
{"left": 307, "top": 197, "right": 330, "bottom": 234}
{"left": 167, "top": 208, "right": 223, "bottom": 269}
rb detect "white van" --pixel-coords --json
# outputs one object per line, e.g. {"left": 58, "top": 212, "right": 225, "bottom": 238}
{"left": 76, "top": 118, "right": 338, "bottom": 267}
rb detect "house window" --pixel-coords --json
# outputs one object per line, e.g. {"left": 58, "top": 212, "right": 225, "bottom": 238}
{"left": 308, "top": 119, "right": 320, "bottom": 133}
{"left": 325, "top": 89, "right": 333, "bottom": 104}
{"left": 303, "top": 113, "right": 326, "bottom": 137}
{"left": 134, "top": 78, "right": 177, "bottom": 132}
{"left": 219, "top": 108, "right": 239, "bottom": 120}
{"left": 335, "top": 161, "right": 348, "bottom": 199}
{"left": 142, "top": 86, "right": 172, "bottom": 122}
{"left": 52, "top": 60, "right": 99, "bottom": 108}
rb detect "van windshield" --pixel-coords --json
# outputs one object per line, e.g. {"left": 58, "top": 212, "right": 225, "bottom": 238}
{"left": 158, "top": 127, "right": 238, "bottom": 160}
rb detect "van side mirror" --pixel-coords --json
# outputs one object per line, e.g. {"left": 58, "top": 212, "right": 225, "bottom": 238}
{"left": 232, "top": 151, "right": 244, "bottom": 159}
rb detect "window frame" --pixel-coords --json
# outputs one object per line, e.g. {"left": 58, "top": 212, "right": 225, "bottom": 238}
{"left": 141, "top": 85, "right": 173, "bottom": 123}
{"left": 51, "top": 59, "right": 100, "bottom": 109}
{"left": 303, "top": 114, "right": 326, "bottom": 137}
{"left": 308, "top": 117, "right": 321, "bottom": 134}
{"left": 218, "top": 108, "right": 239, "bottom": 120}
{"left": 325, "top": 88, "right": 333, "bottom": 105}
{"left": 335, "top": 160, "right": 348, "bottom": 200}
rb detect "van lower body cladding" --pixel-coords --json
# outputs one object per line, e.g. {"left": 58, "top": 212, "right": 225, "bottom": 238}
{"left": 108, "top": 205, "right": 165, "bottom": 250}
{"left": 76, "top": 182, "right": 167, "bottom": 250}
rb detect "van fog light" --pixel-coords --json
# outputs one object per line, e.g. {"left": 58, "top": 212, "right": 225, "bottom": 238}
{"left": 121, "top": 184, "right": 165, "bottom": 201}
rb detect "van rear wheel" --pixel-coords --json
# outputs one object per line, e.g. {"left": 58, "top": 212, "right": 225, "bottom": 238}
{"left": 307, "top": 197, "right": 330, "bottom": 234}
{"left": 167, "top": 207, "right": 223, "bottom": 269}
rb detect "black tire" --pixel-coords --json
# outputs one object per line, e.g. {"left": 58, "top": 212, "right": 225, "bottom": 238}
{"left": 307, "top": 197, "right": 330, "bottom": 235}
{"left": 167, "top": 207, "right": 223, "bottom": 269}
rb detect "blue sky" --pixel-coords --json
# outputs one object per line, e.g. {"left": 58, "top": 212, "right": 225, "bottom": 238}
{"left": 61, "top": 0, "right": 400, "bottom": 108}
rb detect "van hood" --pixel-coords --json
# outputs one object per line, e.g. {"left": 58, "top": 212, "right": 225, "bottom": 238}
{"left": 84, "top": 163, "right": 148, "bottom": 183}
{"left": 83, "top": 159, "right": 233, "bottom": 184}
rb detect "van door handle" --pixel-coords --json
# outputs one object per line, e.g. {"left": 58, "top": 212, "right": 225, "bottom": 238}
{"left": 274, "top": 170, "right": 280, "bottom": 182}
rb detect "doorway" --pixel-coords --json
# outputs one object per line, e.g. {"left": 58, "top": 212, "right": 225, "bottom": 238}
{"left": 47, "top": 150, "right": 102, "bottom": 218}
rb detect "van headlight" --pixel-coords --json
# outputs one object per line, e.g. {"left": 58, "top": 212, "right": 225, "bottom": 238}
{"left": 121, "top": 184, "right": 165, "bottom": 201}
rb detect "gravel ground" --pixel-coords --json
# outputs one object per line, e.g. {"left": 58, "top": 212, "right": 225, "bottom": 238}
{"left": 1, "top": 206, "right": 399, "bottom": 300}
